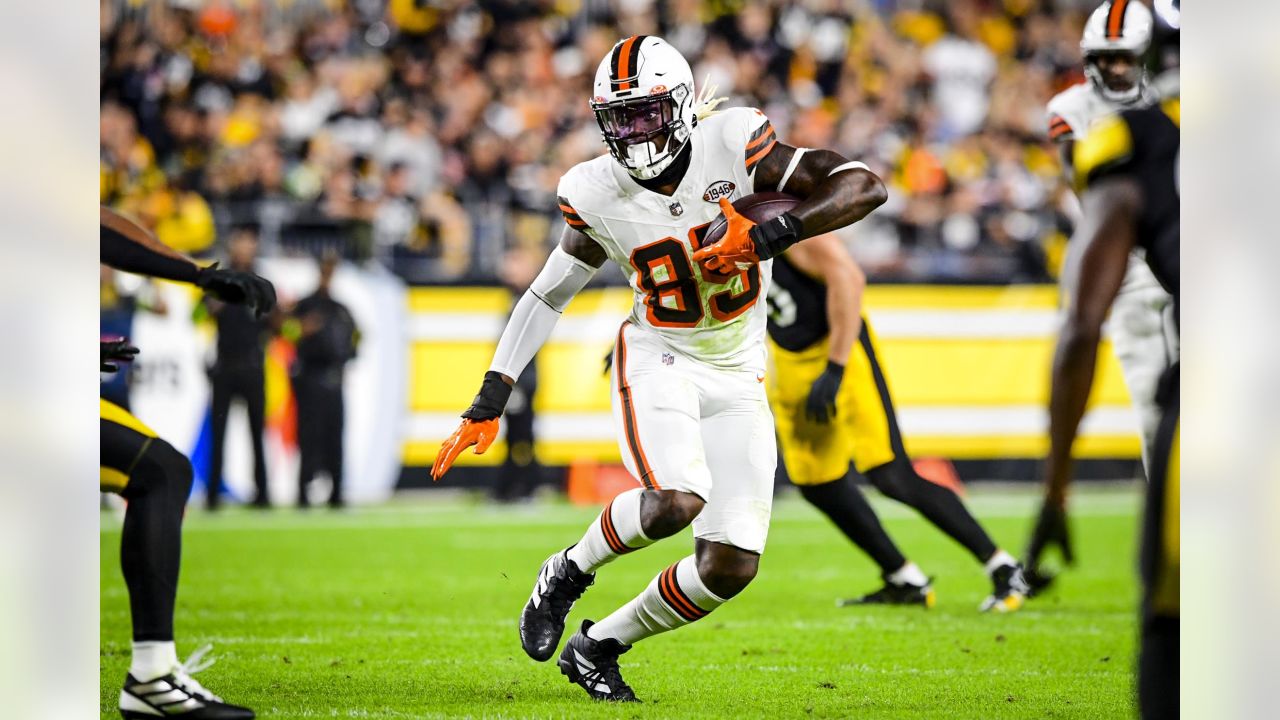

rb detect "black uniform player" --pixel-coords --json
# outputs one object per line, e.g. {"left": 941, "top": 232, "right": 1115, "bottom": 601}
{"left": 766, "top": 233, "right": 1029, "bottom": 611}
{"left": 101, "top": 206, "right": 272, "bottom": 719}
{"left": 1024, "top": 5, "right": 1179, "bottom": 715}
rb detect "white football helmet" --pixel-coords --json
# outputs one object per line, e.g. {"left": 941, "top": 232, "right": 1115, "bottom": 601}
{"left": 1080, "top": 0, "right": 1154, "bottom": 104}
{"left": 590, "top": 36, "right": 696, "bottom": 181}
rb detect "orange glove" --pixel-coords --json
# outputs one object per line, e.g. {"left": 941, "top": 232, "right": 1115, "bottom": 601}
{"left": 431, "top": 417, "right": 500, "bottom": 481}
{"left": 691, "top": 197, "right": 760, "bottom": 273}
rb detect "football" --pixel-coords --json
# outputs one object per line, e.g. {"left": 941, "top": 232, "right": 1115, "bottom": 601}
{"left": 702, "top": 191, "right": 800, "bottom": 246}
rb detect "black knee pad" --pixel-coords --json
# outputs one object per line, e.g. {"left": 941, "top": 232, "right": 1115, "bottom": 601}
{"left": 123, "top": 438, "right": 194, "bottom": 503}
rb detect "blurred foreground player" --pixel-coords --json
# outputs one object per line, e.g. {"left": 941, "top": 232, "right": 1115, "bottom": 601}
{"left": 1026, "top": 3, "right": 1180, "bottom": 716}
{"left": 102, "top": 206, "right": 274, "bottom": 719}
{"left": 766, "top": 234, "right": 1028, "bottom": 612}
{"left": 431, "top": 36, "right": 886, "bottom": 701}
{"left": 1046, "top": 0, "right": 1177, "bottom": 477}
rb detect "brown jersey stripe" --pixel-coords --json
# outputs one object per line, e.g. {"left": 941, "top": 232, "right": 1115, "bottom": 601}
{"left": 745, "top": 137, "right": 778, "bottom": 171}
{"left": 1106, "top": 0, "right": 1130, "bottom": 40}
{"left": 615, "top": 322, "right": 660, "bottom": 490}
{"left": 658, "top": 565, "right": 707, "bottom": 621}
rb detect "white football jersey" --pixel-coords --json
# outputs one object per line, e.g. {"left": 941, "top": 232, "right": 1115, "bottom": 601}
{"left": 558, "top": 107, "right": 781, "bottom": 369}
{"left": 1046, "top": 81, "right": 1157, "bottom": 142}
{"left": 1047, "top": 82, "right": 1164, "bottom": 293}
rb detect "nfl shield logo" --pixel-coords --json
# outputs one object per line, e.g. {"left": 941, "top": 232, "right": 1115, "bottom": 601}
{"left": 662, "top": 353, "right": 675, "bottom": 366}
{"left": 669, "top": 201, "right": 683, "bottom": 217}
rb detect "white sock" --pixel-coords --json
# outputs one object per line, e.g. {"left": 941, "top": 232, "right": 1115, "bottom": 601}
{"left": 888, "top": 561, "right": 929, "bottom": 587}
{"left": 984, "top": 549, "right": 1018, "bottom": 576}
{"left": 565, "top": 488, "right": 653, "bottom": 573}
{"left": 588, "top": 555, "right": 726, "bottom": 646}
{"left": 130, "top": 640, "right": 178, "bottom": 681}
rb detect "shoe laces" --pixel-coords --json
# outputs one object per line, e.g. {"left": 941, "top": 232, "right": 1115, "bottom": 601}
{"left": 171, "top": 644, "right": 223, "bottom": 703}
{"left": 584, "top": 642, "right": 632, "bottom": 695}
{"left": 546, "top": 560, "right": 593, "bottom": 616}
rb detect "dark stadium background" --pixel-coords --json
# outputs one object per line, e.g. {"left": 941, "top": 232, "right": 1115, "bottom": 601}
{"left": 100, "top": 0, "right": 1139, "bottom": 499}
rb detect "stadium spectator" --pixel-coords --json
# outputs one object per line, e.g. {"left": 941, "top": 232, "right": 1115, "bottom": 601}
{"left": 100, "top": 0, "right": 1097, "bottom": 285}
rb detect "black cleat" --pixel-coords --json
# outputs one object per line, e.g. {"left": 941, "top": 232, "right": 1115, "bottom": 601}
{"left": 1023, "top": 566, "right": 1056, "bottom": 597}
{"left": 980, "top": 563, "right": 1032, "bottom": 613}
{"left": 839, "top": 577, "right": 936, "bottom": 608}
{"left": 557, "top": 620, "right": 638, "bottom": 702}
{"left": 520, "top": 548, "right": 595, "bottom": 661}
{"left": 119, "top": 647, "right": 254, "bottom": 719}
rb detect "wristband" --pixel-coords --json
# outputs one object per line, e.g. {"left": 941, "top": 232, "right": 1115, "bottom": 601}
{"left": 748, "top": 211, "right": 805, "bottom": 260}
{"left": 461, "top": 371, "right": 513, "bottom": 420}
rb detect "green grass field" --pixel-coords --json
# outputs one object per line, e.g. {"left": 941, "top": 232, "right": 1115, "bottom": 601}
{"left": 101, "top": 484, "right": 1141, "bottom": 719}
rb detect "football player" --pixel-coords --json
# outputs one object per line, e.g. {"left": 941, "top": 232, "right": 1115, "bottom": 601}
{"left": 766, "top": 233, "right": 1029, "bottom": 612}
{"left": 1028, "top": 2, "right": 1180, "bottom": 716}
{"left": 102, "top": 206, "right": 273, "bottom": 719}
{"left": 431, "top": 36, "right": 887, "bottom": 701}
{"left": 1045, "top": 0, "right": 1177, "bottom": 478}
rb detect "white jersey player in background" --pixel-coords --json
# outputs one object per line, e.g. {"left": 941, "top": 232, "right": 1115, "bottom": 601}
{"left": 431, "top": 36, "right": 886, "bottom": 702}
{"left": 1046, "top": 0, "right": 1178, "bottom": 470}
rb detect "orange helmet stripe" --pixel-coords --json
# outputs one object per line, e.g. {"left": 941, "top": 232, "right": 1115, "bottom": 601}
{"left": 1106, "top": 0, "right": 1130, "bottom": 40}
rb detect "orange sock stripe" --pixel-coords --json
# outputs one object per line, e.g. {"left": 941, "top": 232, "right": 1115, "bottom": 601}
{"left": 615, "top": 322, "right": 660, "bottom": 490}
{"left": 658, "top": 565, "right": 707, "bottom": 621}
{"left": 600, "top": 501, "right": 633, "bottom": 554}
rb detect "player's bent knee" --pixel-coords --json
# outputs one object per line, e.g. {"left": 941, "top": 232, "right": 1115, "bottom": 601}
{"left": 639, "top": 489, "right": 704, "bottom": 539}
{"left": 123, "top": 438, "right": 194, "bottom": 503}
{"left": 695, "top": 541, "right": 760, "bottom": 599}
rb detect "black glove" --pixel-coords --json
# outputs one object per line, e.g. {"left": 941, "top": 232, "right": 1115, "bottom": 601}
{"left": 460, "top": 371, "right": 514, "bottom": 421}
{"left": 101, "top": 339, "right": 139, "bottom": 373}
{"left": 805, "top": 360, "right": 844, "bottom": 423}
{"left": 1025, "top": 498, "right": 1075, "bottom": 572}
{"left": 196, "top": 263, "right": 278, "bottom": 318}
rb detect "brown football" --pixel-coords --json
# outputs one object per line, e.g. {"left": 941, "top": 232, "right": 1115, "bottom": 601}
{"left": 702, "top": 191, "right": 801, "bottom": 246}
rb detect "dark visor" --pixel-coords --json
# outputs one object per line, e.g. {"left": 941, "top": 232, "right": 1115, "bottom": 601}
{"left": 593, "top": 95, "right": 675, "bottom": 145}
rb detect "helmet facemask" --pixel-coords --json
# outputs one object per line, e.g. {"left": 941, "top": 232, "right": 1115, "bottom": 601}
{"left": 592, "top": 84, "right": 692, "bottom": 181}
{"left": 1084, "top": 50, "right": 1148, "bottom": 105}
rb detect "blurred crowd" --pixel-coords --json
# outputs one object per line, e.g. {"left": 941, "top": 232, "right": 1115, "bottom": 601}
{"left": 101, "top": 0, "right": 1100, "bottom": 284}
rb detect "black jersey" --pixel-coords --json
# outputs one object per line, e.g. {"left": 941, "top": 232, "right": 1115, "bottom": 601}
{"left": 765, "top": 254, "right": 829, "bottom": 351}
{"left": 1073, "top": 97, "right": 1180, "bottom": 312}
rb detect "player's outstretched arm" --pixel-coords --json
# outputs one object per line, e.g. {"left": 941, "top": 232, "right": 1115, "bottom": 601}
{"left": 1028, "top": 175, "right": 1139, "bottom": 570}
{"left": 100, "top": 206, "right": 277, "bottom": 316}
{"left": 432, "top": 227, "right": 605, "bottom": 480}
{"left": 691, "top": 145, "right": 886, "bottom": 271}
{"left": 783, "top": 235, "right": 866, "bottom": 423}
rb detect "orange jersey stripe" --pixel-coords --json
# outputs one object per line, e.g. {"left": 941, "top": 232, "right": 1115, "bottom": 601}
{"left": 746, "top": 123, "right": 775, "bottom": 151}
{"left": 745, "top": 138, "right": 778, "bottom": 170}
{"left": 1049, "top": 123, "right": 1072, "bottom": 139}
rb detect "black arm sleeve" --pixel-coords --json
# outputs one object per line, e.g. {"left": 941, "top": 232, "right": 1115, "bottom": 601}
{"left": 100, "top": 226, "right": 201, "bottom": 284}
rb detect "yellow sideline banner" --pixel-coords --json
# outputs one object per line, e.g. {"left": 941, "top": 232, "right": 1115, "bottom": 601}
{"left": 402, "top": 286, "right": 1139, "bottom": 466}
